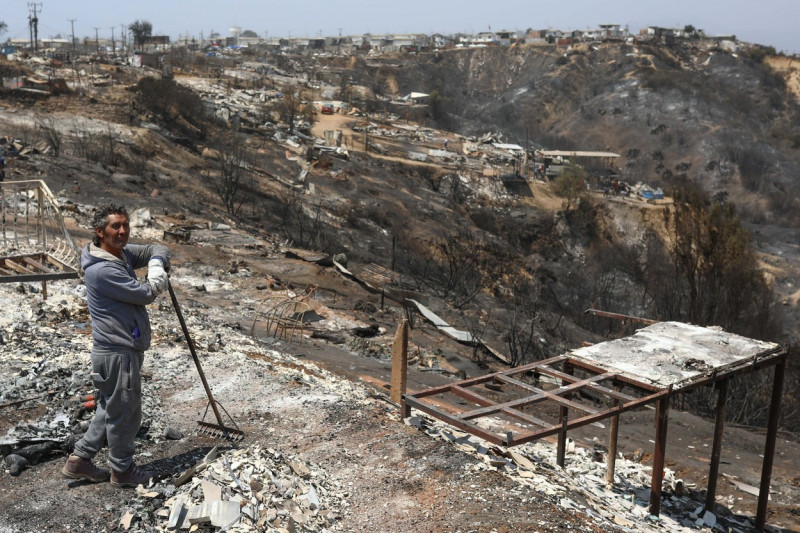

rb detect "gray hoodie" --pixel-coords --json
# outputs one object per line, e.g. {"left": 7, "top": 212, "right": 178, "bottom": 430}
{"left": 81, "top": 242, "right": 170, "bottom": 351}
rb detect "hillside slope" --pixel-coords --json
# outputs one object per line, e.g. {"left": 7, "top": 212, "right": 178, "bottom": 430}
{"left": 340, "top": 43, "right": 800, "bottom": 228}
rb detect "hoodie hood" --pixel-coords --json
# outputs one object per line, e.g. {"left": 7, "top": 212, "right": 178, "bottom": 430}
{"left": 81, "top": 243, "right": 126, "bottom": 270}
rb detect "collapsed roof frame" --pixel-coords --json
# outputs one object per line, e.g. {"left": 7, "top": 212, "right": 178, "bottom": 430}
{"left": 0, "top": 180, "right": 81, "bottom": 298}
{"left": 401, "top": 322, "right": 786, "bottom": 531}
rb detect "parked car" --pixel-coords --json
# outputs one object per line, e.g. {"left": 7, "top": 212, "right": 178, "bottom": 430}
{"left": 321, "top": 104, "right": 334, "bottom": 115}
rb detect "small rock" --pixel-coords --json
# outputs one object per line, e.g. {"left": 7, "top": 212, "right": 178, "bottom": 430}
{"left": 4, "top": 454, "right": 29, "bottom": 476}
{"left": 163, "top": 427, "right": 183, "bottom": 440}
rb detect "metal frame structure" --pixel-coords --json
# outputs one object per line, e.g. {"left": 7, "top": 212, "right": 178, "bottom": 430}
{"left": 402, "top": 322, "right": 786, "bottom": 531}
{"left": 249, "top": 287, "right": 321, "bottom": 345}
{"left": 402, "top": 354, "right": 668, "bottom": 447}
{"left": 0, "top": 180, "right": 81, "bottom": 297}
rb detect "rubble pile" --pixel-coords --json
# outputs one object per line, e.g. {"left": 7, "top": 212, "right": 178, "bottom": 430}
{"left": 0, "top": 282, "right": 169, "bottom": 475}
{"left": 0, "top": 258, "right": 781, "bottom": 531}
{"left": 127, "top": 445, "right": 347, "bottom": 532}
{"left": 408, "top": 415, "right": 761, "bottom": 533}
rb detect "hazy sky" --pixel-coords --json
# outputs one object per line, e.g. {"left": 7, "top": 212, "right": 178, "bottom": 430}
{"left": 2, "top": 0, "right": 797, "bottom": 54}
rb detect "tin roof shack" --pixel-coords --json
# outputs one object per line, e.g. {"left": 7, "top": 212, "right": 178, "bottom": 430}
{"left": 537, "top": 149, "right": 620, "bottom": 179}
{"left": 20, "top": 75, "right": 70, "bottom": 95}
{"left": 403, "top": 322, "right": 786, "bottom": 531}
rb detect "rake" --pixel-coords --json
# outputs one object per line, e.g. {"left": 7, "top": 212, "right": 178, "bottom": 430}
{"left": 167, "top": 282, "right": 244, "bottom": 442}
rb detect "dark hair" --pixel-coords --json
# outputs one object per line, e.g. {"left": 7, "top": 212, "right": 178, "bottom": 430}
{"left": 91, "top": 204, "right": 129, "bottom": 246}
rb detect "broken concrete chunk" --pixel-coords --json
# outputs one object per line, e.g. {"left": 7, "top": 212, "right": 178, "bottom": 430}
{"left": 186, "top": 502, "right": 211, "bottom": 525}
{"left": 201, "top": 479, "right": 221, "bottom": 502}
{"left": 702, "top": 510, "right": 716, "bottom": 528}
{"left": 167, "top": 498, "right": 186, "bottom": 530}
{"left": 210, "top": 500, "right": 241, "bottom": 527}
{"left": 301, "top": 485, "right": 320, "bottom": 510}
{"left": 119, "top": 510, "right": 134, "bottom": 530}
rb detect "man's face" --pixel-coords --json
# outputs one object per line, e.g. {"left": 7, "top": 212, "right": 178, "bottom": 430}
{"left": 96, "top": 213, "right": 130, "bottom": 257}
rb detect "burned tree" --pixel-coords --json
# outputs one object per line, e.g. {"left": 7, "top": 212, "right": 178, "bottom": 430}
{"left": 207, "top": 133, "right": 252, "bottom": 218}
{"left": 504, "top": 283, "right": 546, "bottom": 367}
{"left": 128, "top": 20, "right": 152, "bottom": 53}
{"left": 425, "top": 226, "right": 509, "bottom": 309}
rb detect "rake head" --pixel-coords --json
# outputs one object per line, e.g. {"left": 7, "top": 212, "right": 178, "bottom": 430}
{"left": 196, "top": 420, "right": 245, "bottom": 442}
{"left": 195, "top": 400, "right": 245, "bottom": 442}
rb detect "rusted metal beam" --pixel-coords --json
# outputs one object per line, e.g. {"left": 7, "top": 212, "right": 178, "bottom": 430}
{"left": 649, "top": 396, "right": 670, "bottom": 516}
{"left": 606, "top": 385, "right": 622, "bottom": 484}
{"left": 673, "top": 349, "right": 785, "bottom": 392}
{"left": 402, "top": 395, "right": 504, "bottom": 445}
{"left": 459, "top": 372, "right": 613, "bottom": 421}
{"left": 0, "top": 271, "right": 79, "bottom": 283}
{"left": 756, "top": 358, "right": 787, "bottom": 532}
{"left": 584, "top": 308, "right": 659, "bottom": 325}
{"left": 503, "top": 389, "right": 669, "bottom": 446}
{"left": 705, "top": 378, "right": 729, "bottom": 510}
{"left": 566, "top": 358, "right": 663, "bottom": 392}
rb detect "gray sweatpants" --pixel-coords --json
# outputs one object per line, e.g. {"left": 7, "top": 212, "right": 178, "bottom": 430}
{"left": 72, "top": 345, "right": 144, "bottom": 473}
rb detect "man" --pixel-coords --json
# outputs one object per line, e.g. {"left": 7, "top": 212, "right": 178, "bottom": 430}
{"left": 62, "top": 204, "right": 170, "bottom": 487}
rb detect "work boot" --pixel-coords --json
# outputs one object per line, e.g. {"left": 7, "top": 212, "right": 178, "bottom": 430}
{"left": 61, "top": 455, "right": 110, "bottom": 483}
{"left": 110, "top": 463, "right": 153, "bottom": 488}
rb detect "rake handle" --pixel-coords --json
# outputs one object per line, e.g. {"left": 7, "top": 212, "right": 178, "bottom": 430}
{"left": 167, "top": 281, "right": 226, "bottom": 429}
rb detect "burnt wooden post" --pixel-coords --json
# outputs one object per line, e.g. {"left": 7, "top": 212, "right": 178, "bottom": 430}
{"left": 649, "top": 395, "right": 670, "bottom": 516}
{"left": 705, "top": 378, "right": 729, "bottom": 510}
{"left": 391, "top": 319, "right": 409, "bottom": 414}
{"left": 755, "top": 358, "right": 786, "bottom": 532}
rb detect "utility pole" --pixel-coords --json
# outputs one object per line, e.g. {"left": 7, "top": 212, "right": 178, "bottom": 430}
{"left": 28, "top": 3, "right": 42, "bottom": 52}
{"left": 93, "top": 27, "right": 100, "bottom": 54}
{"left": 110, "top": 26, "right": 115, "bottom": 54}
{"left": 68, "top": 19, "right": 76, "bottom": 54}
{"left": 120, "top": 24, "right": 126, "bottom": 53}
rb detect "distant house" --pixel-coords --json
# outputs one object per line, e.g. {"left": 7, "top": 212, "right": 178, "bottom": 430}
{"left": 431, "top": 34, "right": 452, "bottom": 49}
{"left": 472, "top": 32, "right": 497, "bottom": 46}
{"left": 358, "top": 34, "right": 385, "bottom": 50}
{"left": 543, "top": 29, "right": 570, "bottom": 44}
{"left": 382, "top": 34, "right": 424, "bottom": 52}
{"left": 238, "top": 30, "right": 261, "bottom": 47}
{"left": 642, "top": 27, "right": 687, "bottom": 40}
{"left": 573, "top": 28, "right": 602, "bottom": 41}
{"left": 403, "top": 92, "right": 429, "bottom": 104}
{"left": 523, "top": 29, "right": 548, "bottom": 45}
{"left": 288, "top": 37, "right": 312, "bottom": 50}
{"left": 598, "top": 24, "right": 625, "bottom": 39}
{"left": 495, "top": 30, "right": 518, "bottom": 46}
{"left": 143, "top": 35, "right": 170, "bottom": 50}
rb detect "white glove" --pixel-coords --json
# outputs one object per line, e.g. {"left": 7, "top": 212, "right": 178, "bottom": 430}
{"left": 147, "top": 258, "right": 169, "bottom": 295}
